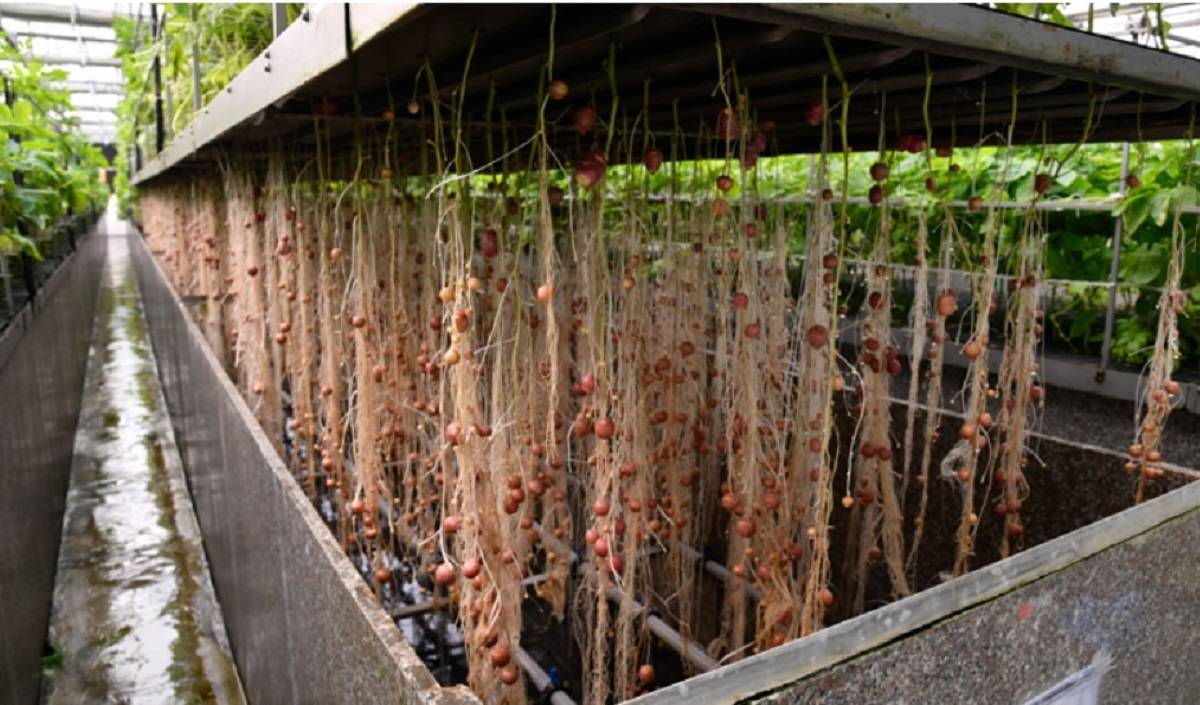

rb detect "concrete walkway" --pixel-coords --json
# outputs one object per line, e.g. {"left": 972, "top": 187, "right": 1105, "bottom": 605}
{"left": 41, "top": 204, "right": 245, "bottom": 705}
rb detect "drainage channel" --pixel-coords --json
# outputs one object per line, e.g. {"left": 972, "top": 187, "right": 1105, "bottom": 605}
{"left": 40, "top": 208, "right": 245, "bottom": 705}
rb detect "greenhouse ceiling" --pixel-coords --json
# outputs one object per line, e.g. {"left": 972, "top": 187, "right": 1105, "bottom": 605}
{"left": 0, "top": 2, "right": 137, "bottom": 145}
{"left": 1064, "top": 1, "right": 1200, "bottom": 59}
{"left": 132, "top": 3, "right": 1200, "bottom": 184}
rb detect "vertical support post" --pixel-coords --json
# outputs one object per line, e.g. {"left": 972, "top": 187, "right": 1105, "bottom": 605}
{"left": 1097, "top": 142, "right": 1131, "bottom": 380}
{"left": 162, "top": 8, "right": 174, "bottom": 142}
{"left": 0, "top": 72, "right": 11, "bottom": 318}
{"left": 272, "top": 4, "right": 289, "bottom": 37}
{"left": 151, "top": 3, "right": 165, "bottom": 154}
{"left": 4, "top": 78, "right": 35, "bottom": 305}
{"left": 0, "top": 253, "right": 13, "bottom": 319}
{"left": 190, "top": 4, "right": 202, "bottom": 111}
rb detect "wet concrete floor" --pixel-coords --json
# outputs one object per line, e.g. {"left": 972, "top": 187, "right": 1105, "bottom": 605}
{"left": 41, "top": 209, "right": 245, "bottom": 705}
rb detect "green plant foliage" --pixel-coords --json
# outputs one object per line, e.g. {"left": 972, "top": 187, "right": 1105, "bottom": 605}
{"left": 992, "top": 3, "right": 1075, "bottom": 26}
{"left": 0, "top": 41, "right": 108, "bottom": 259}
{"left": 113, "top": 3, "right": 303, "bottom": 215}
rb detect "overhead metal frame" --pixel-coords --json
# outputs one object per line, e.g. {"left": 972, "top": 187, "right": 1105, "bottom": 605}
{"left": 7, "top": 28, "right": 115, "bottom": 43}
{"left": 1064, "top": 2, "right": 1200, "bottom": 59}
{"left": 11, "top": 50, "right": 119, "bottom": 67}
{"left": 131, "top": 3, "right": 1200, "bottom": 185}
{"left": 0, "top": 3, "right": 117, "bottom": 29}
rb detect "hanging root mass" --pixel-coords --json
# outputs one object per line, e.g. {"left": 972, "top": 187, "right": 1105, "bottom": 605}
{"left": 133, "top": 33, "right": 1186, "bottom": 705}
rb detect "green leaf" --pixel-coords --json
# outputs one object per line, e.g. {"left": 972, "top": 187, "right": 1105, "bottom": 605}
{"left": 1172, "top": 184, "right": 1198, "bottom": 209}
{"left": 12, "top": 99, "right": 33, "bottom": 125}
{"left": 1, "top": 230, "right": 42, "bottom": 260}
{"left": 1120, "top": 243, "right": 1168, "bottom": 286}
{"left": 1118, "top": 190, "right": 1152, "bottom": 235}
{"left": 1150, "top": 189, "right": 1171, "bottom": 227}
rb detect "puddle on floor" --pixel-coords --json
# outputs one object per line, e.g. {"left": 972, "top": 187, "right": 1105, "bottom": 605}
{"left": 41, "top": 217, "right": 245, "bottom": 705}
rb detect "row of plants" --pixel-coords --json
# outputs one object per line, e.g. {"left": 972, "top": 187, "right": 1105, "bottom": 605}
{"left": 487, "top": 140, "right": 1199, "bottom": 367}
{"left": 110, "top": 4, "right": 1197, "bottom": 368}
{"left": 111, "top": 3, "right": 302, "bottom": 214}
{"left": 0, "top": 39, "right": 109, "bottom": 320}
{"left": 780, "top": 141, "right": 1200, "bottom": 368}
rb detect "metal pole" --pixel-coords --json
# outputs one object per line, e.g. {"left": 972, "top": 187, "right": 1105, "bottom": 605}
{"left": 516, "top": 643, "right": 575, "bottom": 705}
{"left": 133, "top": 116, "right": 142, "bottom": 171}
{"left": 0, "top": 71, "right": 11, "bottom": 318}
{"left": 162, "top": 10, "right": 174, "bottom": 141}
{"left": 1097, "top": 142, "right": 1131, "bottom": 380}
{"left": 190, "top": 4, "right": 202, "bottom": 111}
{"left": 387, "top": 569, "right": 577, "bottom": 705}
{"left": 4, "top": 77, "right": 35, "bottom": 305}
{"left": 672, "top": 540, "right": 763, "bottom": 601}
{"left": 535, "top": 525, "right": 720, "bottom": 673}
{"left": 0, "top": 254, "right": 13, "bottom": 319}
{"left": 272, "top": 4, "right": 288, "bottom": 37}
{"left": 150, "top": 3, "right": 164, "bottom": 154}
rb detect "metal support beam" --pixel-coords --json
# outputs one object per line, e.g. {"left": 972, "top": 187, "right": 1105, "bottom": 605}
{"left": 3, "top": 77, "right": 35, "bottom": 304}
{"left": 11, "top": 52, "right": 120, "bottom": 67}
{"left": 190, "top": 4, "right": 202, "bottom": 111}
{"left": 69, "top": 104, "right": 118, "bottom": 114}
{"left": 1098, "top": 142, "right": 1132, "bottom": 379}
{"left": 0, "top": 3, "right": 116, "bottom": 27}
{"left": 4, "top": 29, "right": 116, "bottom": 43}
{"left": 150, "top": 4, "right": 164, "bottom": 154}
{"left": 604, "top": 584, "right": 721, "bottom": 671}
{"left": 272, "top": 4, "right": 289, "bottom": 37}
{"left": 388, "top": 566, "right": 577, "bottom": 705}
{"left": 516, "top": 646, "right": 575, "bottom": 705}
{"left": 162, "top": 9, "right": 174, "bottom": 143}
{"left": 672, "top": 541, "right": 763, "bottom": 602}
{"left": 57, "top": 80, "right": 124, "bottom": 95}
{"left": 535, "top": 525, "right": 720, "bottom": 673}
{"left": 728, "top": 4, "right": 1200, "bottom": 102}
{"left": 0, "top": 71, "right": 11, "bottom": 317}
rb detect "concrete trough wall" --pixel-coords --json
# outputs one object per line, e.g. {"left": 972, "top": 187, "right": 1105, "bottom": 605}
{"left": 0, "top": 224, "right": 105, "bottom": 704}
{"left": 129, "top": 231, "right": 475, "bottom": 705}
{"left": 632, "top": 448, "right": 1200, "bottom": 705}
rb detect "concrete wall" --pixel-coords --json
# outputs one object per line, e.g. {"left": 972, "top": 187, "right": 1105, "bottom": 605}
{"left": 0, "top": 225, "right": 105, "bottom": 704}
{"left": 751, "top": 505, "right": 1200, "bottom": 704}
{"left": 631, "top": 451, "right": 1200, "bottom": 705}
{"left": 129, "top": 231, "right": 475, "bottom": 705}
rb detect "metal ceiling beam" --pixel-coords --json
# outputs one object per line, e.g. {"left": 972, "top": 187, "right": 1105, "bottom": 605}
{"left": 1167, "top": 32, "right": 1200, "bottom": 49}
{"left": 743, "top": 4, "right": 1200, "bottom": 102}
{"left": 56, "top": 80, "right": 124, "bottom": 95}
{"left": 69, "top": 104, "right": 117, "bottom": 114}
{"left": 640, "top": 46, "right": 914, "bottom": 105}
{"left": 4, "top": 28, "right": 115, "bottom": 43}
{"left": 21, "top": 52, "right": 120, "bottom": 67}
{"left": 0, "top": 3, "right": 117, "bottom": 28}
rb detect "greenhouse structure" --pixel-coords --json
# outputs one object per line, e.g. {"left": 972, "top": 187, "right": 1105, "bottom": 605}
{"left": 4, "top": 3, "right": 1200, "bottom": 705}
